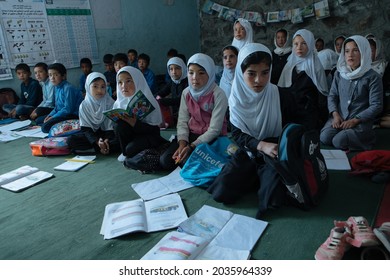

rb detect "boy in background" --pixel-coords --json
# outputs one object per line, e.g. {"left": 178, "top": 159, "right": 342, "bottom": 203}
{"left": 138, "top": 53, "right": 156, "bottom": 94}
{"left": 2, "top": 63, "right": 42, "bottom": 120}
{"left": 30, "top": 62, "right": 55, "bottom": 124}
{"left": 127, "top": 49, "right": 138, "bottom": 68}
{"left": 41, "top": 63, "right": 83, "bottom": 133}
{"left": 103, "top": 53, "right": 116, "bottom": 98}
{"left": 79, "top": 57, "right": 93, "bottom": 97}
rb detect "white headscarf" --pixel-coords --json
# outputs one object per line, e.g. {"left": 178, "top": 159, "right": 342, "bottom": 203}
{"left": 273, "top": 28, "right": 292, "bottom": 56}
{"left": 334, "top": 35, "right": 346, "bottom": 55}
{"left": 113, "top": 66, "right": 162, "bottom": 126}
{"left": 79, "top": 72, "right": 115, "bottom": 131}
{"left": 231, "top": 18, "right": 254, "bottom": 50}
{"left": 167, "top": 57, "right": 187, "bottom": 84}
{"left": 366, "top": 36, "right": 388, "bottom": 77}
{"left": 318, "top": 49, "right": 339, "bottom": 71}
{"left": 278, "top": 29, "right": 329, "bottom": 96}
{"left": 187, "top": 53, "right": 217, "bottom": 101}
{"left": 219, "top": 45, "right": 239, "bottom": 99}
{"left": 337, "top": 35, "right": 372, "bottom": 80}
{"left": 229, "top": 43, "right": 282, "bottom": 140}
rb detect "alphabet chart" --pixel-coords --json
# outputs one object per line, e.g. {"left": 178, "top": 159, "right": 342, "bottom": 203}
{"left": 0, "top": 27, "right": 13, "bottom": 81}
{"left": 45, "top": 0, "right": 99, "bottom": 68}
{"left": 0, "top": 0, "right": 55, "bottom": 67}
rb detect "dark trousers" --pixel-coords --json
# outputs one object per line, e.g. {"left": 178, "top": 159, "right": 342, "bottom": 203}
{"left": 114, "top": 120, "right": 164, "bottom": 158}
{"left": 207, "top": 149, "right": 285, "bottom": 219}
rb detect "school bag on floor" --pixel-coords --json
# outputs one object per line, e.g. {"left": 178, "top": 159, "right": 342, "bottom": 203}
{"left": 263, "top": 123, "right": 329, "bottom": 210}
{"left": 29, "top": 137, "right": 71, "bottom": 156}
{"left": 180, "top": 136, "right": 237, "bottom": 186}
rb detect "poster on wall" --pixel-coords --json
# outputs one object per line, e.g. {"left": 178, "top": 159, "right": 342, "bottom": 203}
{"left": 45, "top": 0, "right": 99, "bottom": 68}
{"left": 0, "top": 27, "right": 13, "bottom": 81}
{"left": 0, "top": 0, "right": 55, "bottom": 68}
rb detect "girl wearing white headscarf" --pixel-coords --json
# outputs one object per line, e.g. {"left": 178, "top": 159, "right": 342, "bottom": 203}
{"left": 155, "top": 56, "right": 188, "bottom": 125}
{"left": 68, "top": 72, "right": 119, "bottom": 155}
{"left": 219, "top": 45, "right": 239, "bottom": 99}
{"left": 113, "top": 66, "right": 166, "bottom": 159}
{"left": 160, "top": 53, "right": 228, "bottom": 170}
{"left": 278, "top": 29, "right": 329, "bottom": 130}
{"left": 320, "top": 35, "right": 383, "bottom": 151}
{"left": 208, "top": 43, "right": 293, "bottom": 219}
{"left": 271, "top": 28, "right": 292, "bottom": 84}
{"left": 366, "top": 36, "right": 389, "bottom": 77}
{"left": 231, "top": 18, "right": 254, "bottom": 50}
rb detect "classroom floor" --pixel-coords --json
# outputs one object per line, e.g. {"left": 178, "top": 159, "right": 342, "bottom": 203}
{"left": 0, "top": 128, "right": 389, "bottom": 260}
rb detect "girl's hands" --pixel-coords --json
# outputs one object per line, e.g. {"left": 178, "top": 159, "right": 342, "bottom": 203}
{"left": 172, "top": 140, "right": 193, "bottom": 164}
{"left": 257, "top": 141, "right": 278, "bottom": 159}
{"left": 98, "top": 138, "right": 110, "bottom": 155}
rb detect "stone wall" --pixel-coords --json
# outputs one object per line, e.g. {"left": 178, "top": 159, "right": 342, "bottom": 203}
{"left": 198, "top": 0, "right": 390, "bottom": 66}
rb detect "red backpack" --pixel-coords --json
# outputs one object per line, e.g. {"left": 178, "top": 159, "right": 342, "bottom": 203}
{"left": 350, "top": 150, "right": 390, "bottom": 175}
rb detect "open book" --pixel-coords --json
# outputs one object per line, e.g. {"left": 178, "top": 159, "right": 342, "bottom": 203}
{"left": 141, "top": 205, "right": 268, "bottom": 260}
{"left": 0, "top": 165, "right": 54, "bottom": 192}
{"left": 320, "top": 149, "right": 351, "bottom": 170}
{"left": 54, "top": 155, "right": 96, "bottom": 172}
{"left": 100, "top": 193, "right": 188, "bottom": 239}
{"left": 131, "top": 167, "right": 194, "bottom": 201}
{"left": 103, "top": 90, "right": 155, "bottom": 122}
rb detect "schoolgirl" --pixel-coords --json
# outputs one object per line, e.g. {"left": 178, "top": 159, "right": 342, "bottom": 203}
{"left": 155, "top": 56, "right": 188, "bottom": 122}
{"left": 320, "top": 35, "right": 383, "bottom": 151}
{"left": 231, "top": 18, "right": 253, "bottom": 50}
{"left": 219, "top": 45, "right": 239, "bottom": 99}
{"left": 271, "top": 28, "right": 292, "bottom": 85}
{"left": 278, "top": 29, "right": 329, "bottom": 130}
{"left": 208, "top": 43, "right": 293, "bottom": 218}
{"left": 160, "top": 53, "right": 228, "bottom": 170}
{"left": 113, "top": 66, "right": 165, "bottom": 161}
{"left": 67, "top": 72, "right": 119, "bottom": 155}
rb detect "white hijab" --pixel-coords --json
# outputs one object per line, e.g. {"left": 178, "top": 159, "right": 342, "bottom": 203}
{"left": 229, "top": 43, "right": 282, "bottom": 140}
{"left": 366, "top": 36, "right": 388, "bottom": 77}
{"left": 278, "top": 29, "right": 329, "bottom": 96}
{"left": 187, "top": 53, "right": 217, "bottom": 101}
{"left": 79, "top": 72, "right": 115, "bottom": 132}
{"left": 318, "top": 49, "right": 339, "bottom": 71}
{"left": 273, "top": 29, "right": 292, "bottom": 56}
{"left": 231, "top": 18, "right": 254, "bottom": 50}
{"left": 113, "top": 66, "right": 162, "bottom": 126}
{"left": 219, "top": 45, "right": 238, "bottom": 99}
{"left": 167, "top": 57, "right": 187, "bottom": 84}
{"left": 337, "top": 35, "right": 372, "bottom": 80}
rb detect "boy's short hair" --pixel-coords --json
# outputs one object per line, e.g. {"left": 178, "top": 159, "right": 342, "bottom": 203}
{"left": 138, "top": 53, "right": 150, "bottom": 65}
{"left": 127, "top": 49, "right": 138, "bottom": 56}
{"left": 15, "top": 63, "right": 31, "bottom": 73}
{"left": 113, "top": 53, "right": 129, "bottom": 64}
{"left": 103, "top": 53, "right": 114, "bottom": 64}
{"left": 167, "top": 48, "right": 178, "bottom": 57}
{"left": 34, "top": 62, "right": 48, "bottom": 72}
{"left": 80, "top": 57, "right": 92, "bottom": 67}
{"left": 48, "top": 63, "right": 67, "bottom": 76}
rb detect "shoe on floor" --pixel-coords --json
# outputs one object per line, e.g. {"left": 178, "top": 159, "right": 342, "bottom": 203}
{"left": 117, "top": 153, "right": 126, "bottom": 162}
{"left": 335, "top": 216, "right": 380, "bottom": 247}
{"left": 374, "top": 222, "right": 390, "bottom": 253}
{"left": 315, "top": 227, "right": 351, "bottom": 260}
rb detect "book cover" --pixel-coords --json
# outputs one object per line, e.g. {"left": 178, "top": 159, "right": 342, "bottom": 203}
{"left": 54, "top": 155, "right": 96, "bottom": 172}
{"left": 103, "top": 90, "right": 155, "bottom": 122}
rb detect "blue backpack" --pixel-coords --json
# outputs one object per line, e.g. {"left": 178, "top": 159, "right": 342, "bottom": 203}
{"left": 264, "top": 123, "right": 329, "bottom": 210}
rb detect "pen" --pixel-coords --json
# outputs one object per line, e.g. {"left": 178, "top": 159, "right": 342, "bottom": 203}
{"left": 65, "top": 159, "right": 95, "bottom": 163}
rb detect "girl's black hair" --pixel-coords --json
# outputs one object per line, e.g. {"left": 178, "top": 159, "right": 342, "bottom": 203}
{"left": 241, "top": 51, "right": 272, "bottom": 73}
{"left": 276, "top": 28, "right": 288, "bottom": 37}
{"left": 188, "top": 63, "right": 206, "bottom": 72}
{"left": 222, "top": 45, "right": 239, "bottom": 56}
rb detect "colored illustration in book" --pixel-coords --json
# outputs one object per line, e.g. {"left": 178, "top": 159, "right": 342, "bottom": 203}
{"left": 150, "top": 204, "right": 179, "bottom": 213}
{"left": 131, "top": 100, "right": 152, "bottom": 119}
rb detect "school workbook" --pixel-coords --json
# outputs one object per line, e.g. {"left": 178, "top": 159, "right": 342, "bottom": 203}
{"left": 103, "top": 90, "right": 155, "bottom": 122}
{"left": 0, "top": 165, "right": 54, "bottom": 192}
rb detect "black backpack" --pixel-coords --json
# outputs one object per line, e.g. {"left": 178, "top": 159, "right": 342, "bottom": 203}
{"left": 263, "top": 123, "right": 329, "bottom": 210}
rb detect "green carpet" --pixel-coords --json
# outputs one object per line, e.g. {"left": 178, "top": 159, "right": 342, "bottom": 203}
{"left": 0, "top": 128, "right": 388, "bottom": 260}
